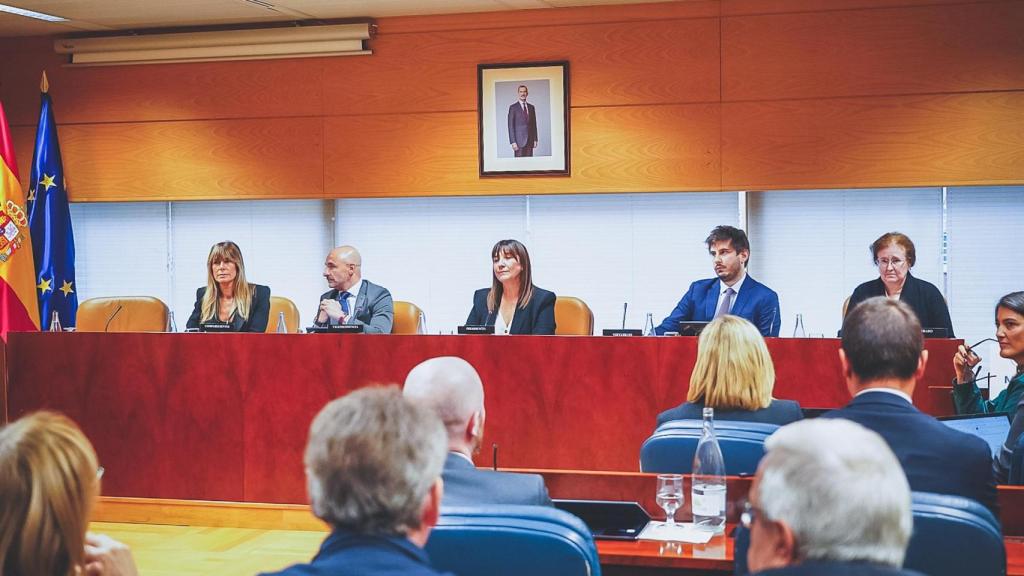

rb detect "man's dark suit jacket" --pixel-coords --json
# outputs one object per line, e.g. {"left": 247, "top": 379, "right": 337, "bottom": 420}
{"left": 753, "top": 560, "right": 925, "bottom": 576}
{"left": 507, "top": 101, "right": 538, "bottom": 149}
{"left": 186, "top": 284, "right": 271, "bottom": 332}
{"left": 847, "top": 273, "right": 954, "bottom": 337}
{"left": 656, "top": 399, "right": 803, "bottom": 428}
{"left": 441, "top": 453, "right": 552, "bottom": 507}
{"left": 822, "top": 390, "right": 998, "bottom": 515}
{"left": 314, "top": 279, "right": 394, "bottom": 334}
{"left": 655, "top": 275, "right": 781, "bottom": 337}
{"left": 260, "top": 528, "right": 451, "bottom": 576}
{"left": 465, "top": 286, "right": 556, "bottom": 335}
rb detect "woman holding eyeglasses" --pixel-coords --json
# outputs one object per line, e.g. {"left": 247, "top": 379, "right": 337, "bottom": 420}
{"left": 845, "top": 231, "right": 954, "bottom": 337}
{"left": 952, "top": 292, "right": 1024, "bottom": 481}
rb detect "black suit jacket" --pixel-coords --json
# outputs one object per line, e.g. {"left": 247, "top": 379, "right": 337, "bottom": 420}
{"left": 822, "top": 390, "right": 997, "bottom": 515}
{"left": 753, "top": 560, "right": 925, "bottom": 576}
{"left": 186, "top": 284, "right": 271, "bottom": 332}
{"left": 465, "top": 286, "right": 556, "bottom": 335}
{"left": 847, "top": 273, "right": 954, "bottom": 337}
{"left": 656, "top": 399, "right": 803, "bottom": 428}
{"left": 440, "top": 453, "right": 552, "bottom": 508}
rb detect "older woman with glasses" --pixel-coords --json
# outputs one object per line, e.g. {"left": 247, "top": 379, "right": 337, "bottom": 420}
{"left": 845, "top": 231, "right": 954, "bottom": 337}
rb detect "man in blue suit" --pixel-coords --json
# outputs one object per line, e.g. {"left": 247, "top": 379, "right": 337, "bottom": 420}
{"left": 262, "top": 387, "right": 452, "bottom": 576}
{"left": 656, "top": 225, "right": 780, "bottom": 336}
{"left": 403, "top": 356, "right": 552, "bottom": 507}
{"left": 823, "top": 297, "right": 998, "bottom": 516}
{"left": 507, "top": 85, "right": 538, "bottom": 157}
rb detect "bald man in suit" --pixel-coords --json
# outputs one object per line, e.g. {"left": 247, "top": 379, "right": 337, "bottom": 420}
{"left": 403, "top": 356, "right": 551, "bottom": 507}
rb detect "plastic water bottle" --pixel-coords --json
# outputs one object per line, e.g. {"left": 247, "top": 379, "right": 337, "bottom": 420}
{"left": 276, "top": 311, "right": 288, "bottom": 333}
{"left": 417, "top": 311, "right": 427, "bottom": 334}
{"left": 792, "top": 313, "right": 806, "bottom": 338}
{"left": 691, "top": 407, "right": 726, "bottom": 533}
{"left": 167, "top": 311, "right": 177, "bottom": 332}
{"left": 644, "top": 313, "right": 655, "bottom": 336}
{"left": 49, "top": 310, "right": 62, "bottom": 332}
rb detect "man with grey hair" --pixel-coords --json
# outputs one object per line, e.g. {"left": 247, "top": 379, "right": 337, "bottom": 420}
{"left": 823, "top": 296, "right": 997, "bottom": 515}
{"left": 314, "top": 245, "right": 394, "bottom": 333}
{"left": 262, "top": 386, "right": 451, "bottom": 576}
{"left": 403, "top": 356, "right": 552, "bottom": 507}
{"left": 746, "top": 418, "right": 923, "bottom": 575}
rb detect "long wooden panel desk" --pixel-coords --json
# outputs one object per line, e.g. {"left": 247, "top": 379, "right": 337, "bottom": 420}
{"left": 4, "top": 333, "right": 961, "bottom": 503}
{"left": 91, "top": 471, "right": 1024, "bottom": 575}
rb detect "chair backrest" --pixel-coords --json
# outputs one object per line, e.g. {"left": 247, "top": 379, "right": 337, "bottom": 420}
{"left": 266, "top": 296, "right": 300, "bottom": 333}
{"left": 904, "top": 491, "right": 1005, "bottom": 576}
{"left": 639, "top": 420, "right": 779, "bottom": 475}
{"left": 842, "top": 296, "right": 851, "bottom": 318}
{"left": 555, "top": 296, "right": 593, "bottom": 336}
{"left": 392, "top": 300, "right": 424, "bottom": 334}
{"left": 76, "top": 296, "right": 168, "bottom": 332}
{"left": 427, "top": 505, "right": 601, "bottom": 576}
{"left": 733, "top": 491, "right": 1006, "bottom": 576}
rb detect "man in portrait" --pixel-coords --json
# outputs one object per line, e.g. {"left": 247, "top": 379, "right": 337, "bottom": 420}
{"left": 507, "top": 85, "right": 538, "bottom": 157}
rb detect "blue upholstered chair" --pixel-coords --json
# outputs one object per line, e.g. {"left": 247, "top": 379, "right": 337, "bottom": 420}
{"left": 427, "top": 505, "right": 601, "bottom": 576}
{"left": 639, "top": 420, "right": 779, "bottom": 475}
{"left": 1008, "top": 431, "right": 1024, "bottom": 485}
{"left": 904, "top": 491, "right": 1005, "bottom": 576}
{"left": 734, "top": 492, "right": 1005, "bottom": 576}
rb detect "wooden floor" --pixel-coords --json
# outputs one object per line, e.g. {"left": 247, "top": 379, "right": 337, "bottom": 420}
{"left": 90, "top": 522, "right": 324, "bottom": 576}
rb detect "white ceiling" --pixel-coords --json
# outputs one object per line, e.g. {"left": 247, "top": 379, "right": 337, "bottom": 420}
{"left": 0, "top": 0, "right": 661, "bottom": 37}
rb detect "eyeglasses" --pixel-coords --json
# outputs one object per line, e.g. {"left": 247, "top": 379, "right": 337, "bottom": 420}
{"left": 877, "top": 257, "right": 906, "bottom": 269}
{"left": 740, "top": 500, "right": 762, "bottom": 529}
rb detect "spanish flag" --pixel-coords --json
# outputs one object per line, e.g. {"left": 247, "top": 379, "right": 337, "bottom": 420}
{"left": 0, "top": 101, "right": 41, "bottom": 339}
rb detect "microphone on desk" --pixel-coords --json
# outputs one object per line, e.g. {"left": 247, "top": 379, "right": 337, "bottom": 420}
{"left": 493, "top": 443, "right": 498, "bottom": 471}
{"left": 104, "top": 305, "right": 123, "bottom": 332}
{"left": 622, "top": 302, "right": 628, "bottom": 330}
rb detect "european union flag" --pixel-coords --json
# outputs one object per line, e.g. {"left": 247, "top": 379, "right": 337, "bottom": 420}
{"left": 28, "top": 74, "right": 77, "bottom": 330}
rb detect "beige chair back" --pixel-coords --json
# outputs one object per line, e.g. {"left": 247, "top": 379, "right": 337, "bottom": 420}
{"left": 76, "top": 296, "right": 169, "bottom": 332}
{"left": 392, "top": 301, "right": 424, "bottom": 334}
{"left": 266, "top": 296, "right": 301, "bottom": 333}
{"left": 555, "top": 296, "right": 594, "bottom": 336}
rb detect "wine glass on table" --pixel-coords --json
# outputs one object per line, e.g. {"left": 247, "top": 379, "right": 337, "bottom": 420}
{"left": 656, "top": 474, "right": 684, "bottom": 530}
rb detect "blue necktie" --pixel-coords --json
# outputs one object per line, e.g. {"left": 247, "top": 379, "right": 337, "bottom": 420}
{"left": 339, "top": 291, "right": 352, "bottom": 316}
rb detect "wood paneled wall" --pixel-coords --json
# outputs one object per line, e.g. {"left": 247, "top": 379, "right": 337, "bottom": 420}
{"left": 0, "top": 0, "right": 1020, "bottom": 201}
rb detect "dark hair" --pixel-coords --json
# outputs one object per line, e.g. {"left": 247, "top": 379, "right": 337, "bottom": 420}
{"left": 871, "top": 232, "right": 916, "bottom": 267}
{"left": 997, "top": 292, "right": 1024, "bottom": 320}
{"left": 706, "top": 226, "right": 750, "bottom": 267}
{"left": 487, "top": 239, "right": 535, "bottom": 312}
{"left": 841, "top": 297, "right": 923, "bottom": 382}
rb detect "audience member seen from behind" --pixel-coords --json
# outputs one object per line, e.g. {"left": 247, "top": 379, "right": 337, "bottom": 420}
{"left": 823, "top": 297, "right": 997, "bottom": 515}
{"left": 466, "top": 239, "right": 556, "bottom": 335}
{"left": 952, "top": 291, "right": 1024, "bottom": 482}
{"left": 846, "top": 232, "right": 954, "bottom": 337}
{"left": 655, "top": 225, "right": 781, "bottom": 337}
{"left": 185, "top": 241, "right": 271, "bottom": 332}
{"left": 0, "top": 411, "right": 138, "bottom": 576}
{"left": 746, "top": 418, "right": 922, "bottom": 576}
{"left": 261, "top": 386, "right": 451, "bottom": 576}
{"left": 403, "top": 356, "right": 552, "bottom": 507}
{"left": 313, "top": 245, "right": 394, "bottom": 333}
{"left": 656, "top": 315, "right": 802, "bottom": 427}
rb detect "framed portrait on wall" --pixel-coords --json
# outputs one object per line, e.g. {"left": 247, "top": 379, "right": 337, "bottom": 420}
{"left": 478, "top": 61, "right": 569, "bottom": 176}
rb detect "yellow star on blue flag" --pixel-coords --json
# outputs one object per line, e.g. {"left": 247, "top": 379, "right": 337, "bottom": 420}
{"left": 59, "top": 279, "right": 74, "bottom": 296}
{"left": 40, "top": 173, "right": 56, "bottom": 190}
{"left": 37, "top": 277, "right": 52, "bottom": 293}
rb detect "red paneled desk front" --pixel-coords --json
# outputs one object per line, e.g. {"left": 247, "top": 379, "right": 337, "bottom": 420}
{"left": 4, "top": 333, "right": 960, "bottom": 503}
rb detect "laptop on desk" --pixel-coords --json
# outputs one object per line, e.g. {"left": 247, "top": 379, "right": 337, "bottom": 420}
{"left": 554, "top": 499, "right": 651, "bottom": 541}
{"left": 938, "top": 413, "right": 1012, "bottom": 457}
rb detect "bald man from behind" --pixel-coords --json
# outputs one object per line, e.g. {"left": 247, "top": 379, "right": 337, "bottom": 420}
{"left": 314, "top": 245, "right": 394, "bottom": 334}
{"left": 403, "top": 356, "right": 553, "bottom": 507}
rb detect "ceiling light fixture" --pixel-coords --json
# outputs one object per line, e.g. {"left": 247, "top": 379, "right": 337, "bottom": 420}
{"left": 0, "top": 3, "right": 66, "bottom": 22}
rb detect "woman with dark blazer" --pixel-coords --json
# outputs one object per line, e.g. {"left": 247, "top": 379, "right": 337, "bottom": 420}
{"left": 846, "top": 232, "right": 954, "bottom": 336}
{"left": 466, "top": 239, "right": 556, "bottom": 335}
{"left": 186, "top": 241, "right": 271, "bottom": 332}
{"left": 656, "top": 315, "right": 802, "bottom": 427}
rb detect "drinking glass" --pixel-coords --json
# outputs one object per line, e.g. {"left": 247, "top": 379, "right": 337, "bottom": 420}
{"left": 656, "top": 473, "right": 684, "bottom": 528}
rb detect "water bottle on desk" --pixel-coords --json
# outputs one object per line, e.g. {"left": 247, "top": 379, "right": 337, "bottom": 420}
{"left": 276, "top": 311, "right": 288, "bottom": 333}
{"left": 644, "top": 313, "right": 655, "bottom": 336}
{"left": 691, "top": 407, "right": 726, "bottom": 533}
{"left": 49, "top": 310, "right": 62, "bottom": 332}
{"left": 792, "top": 313, "right": 806, "bottom": 338}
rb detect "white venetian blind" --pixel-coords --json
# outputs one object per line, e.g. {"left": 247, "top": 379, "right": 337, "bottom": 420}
{"left": 748, "top": 188, "right": 943, "bottom": 338}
